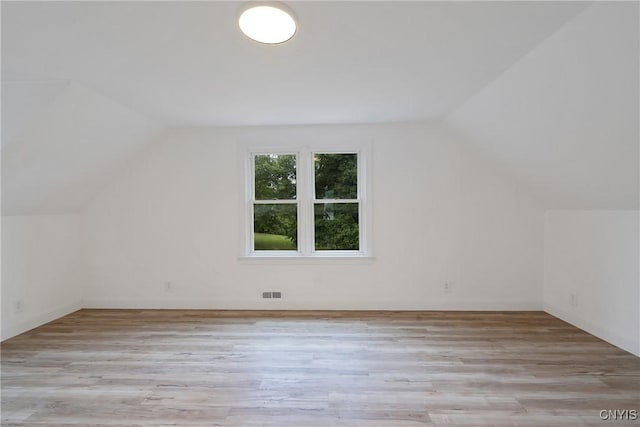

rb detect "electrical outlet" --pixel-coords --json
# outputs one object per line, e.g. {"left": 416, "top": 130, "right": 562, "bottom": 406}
{"left": 272, "top": 291, "right": 282, "bottom": 299}
{"left": 443, "top": 282, "right": 453, "bottom": 293}
{"left": 14, "top": 300, "right": 24, "bottom": 314}
{"left": 570, "top": 292, "right": 578, "bottom": 308}
{"left": 262, "top": 291, "right": 272, "bottom": 299}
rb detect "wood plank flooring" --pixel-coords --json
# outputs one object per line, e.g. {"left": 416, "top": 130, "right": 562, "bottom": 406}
{"left": 1, "top": 310, "right": 639, "bottom": 426}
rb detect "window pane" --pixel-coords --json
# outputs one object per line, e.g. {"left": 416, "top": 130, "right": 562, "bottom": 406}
{"left": 255, "top": 154, "right": 297, "bottom": 200}
{"left": 314, "top": 203, "right": 359, "bottom": 250}
{"left": 254, "top": 204, "right": 297, "bottom": 251}
{"left": 314, "top": 153, "right": 357, "bottom": 199}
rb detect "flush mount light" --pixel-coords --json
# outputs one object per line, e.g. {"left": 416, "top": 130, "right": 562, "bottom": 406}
{"left": 239, "top": 3, "right": 297, "bottom": 44}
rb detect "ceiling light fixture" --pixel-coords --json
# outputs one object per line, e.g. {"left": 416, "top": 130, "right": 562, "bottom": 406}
{"left": 239, "top": 3, "right": 297, "bottom": 44}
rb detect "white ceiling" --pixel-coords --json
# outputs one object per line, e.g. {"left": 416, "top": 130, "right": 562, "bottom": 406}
{"left": 3, "top": 1, "right": 636, "bottom": 214}
{"left": 1, "top": 81, "right": 69, "bottom": 149}
{"left": 2, "top": 1, "right": 588, "bottom": 127}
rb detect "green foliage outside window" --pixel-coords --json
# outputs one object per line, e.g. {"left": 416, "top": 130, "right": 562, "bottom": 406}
{"left": 254, "top": 154, "right": 296, "bottom": 200}
{"left": 314, "top": 203, "right": 359, "bottom": 250}
{"left": 253, "top": 152, "right": 360, "bottom": 251}
{"left": 314, "top": 154, "right": 358, "bottom": 250}
{"left": 314, "top": 153, "right": 357, "bottom": 199}
{"left": 253, "top": 204, "right": 297, "bottom": 250}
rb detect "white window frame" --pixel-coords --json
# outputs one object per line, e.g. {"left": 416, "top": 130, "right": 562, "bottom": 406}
{"left": 242, "top": 144, "right": 372, "bottom": 259}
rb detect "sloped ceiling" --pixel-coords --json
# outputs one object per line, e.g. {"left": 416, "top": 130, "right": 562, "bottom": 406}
{"left": 2, "top": 1, "right": 587, "bottom": 126}
{"left": 3, "top": 1, "right": 635, "bottom": 214}
{"left": 1, "top": 82, "right": 161, "bottom": 215}
{"left": 446, "top": 2, "right": 639, "bottom": 210}
{"left": 1, "top": 81, "right": 69, "bottom": 149}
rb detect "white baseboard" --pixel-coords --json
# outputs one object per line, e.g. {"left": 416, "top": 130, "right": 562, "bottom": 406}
{"left": 544, "top": 302, "right": 639, "bottom": 356}
{"left": 83, "top": 297, "right": 542, "bottom": 311}
{"left": 1, "top": 300, "right": 83, "bottom": 341}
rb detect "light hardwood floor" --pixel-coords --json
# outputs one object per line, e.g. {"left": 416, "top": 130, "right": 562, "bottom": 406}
{"left": 1, "top": 310, "right": 638, "bottom": 426}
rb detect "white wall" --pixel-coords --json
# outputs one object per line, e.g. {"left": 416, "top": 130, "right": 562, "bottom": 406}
{"left": 442, "top": 2, "right": 640, "bottom": 356}
{"left": 83, "top": 122, "right": 544, "bottom": 310}
{"left": 544, "top": 210, "right": 640, "bottom": 356}
{"left": 1, "top": 214, "right": 84, "bottom": 340}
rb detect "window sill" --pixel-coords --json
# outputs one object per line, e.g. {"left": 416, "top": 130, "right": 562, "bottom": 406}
{"left": 238, "top": 255, "right": 375, "bottom": 265}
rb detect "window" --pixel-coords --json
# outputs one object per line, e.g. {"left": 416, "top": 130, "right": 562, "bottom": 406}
{"left": 313, "top": 153, "right": 359, "bottom": 251}
{"left": 253, "top": 153, "right": 298, "bottom": 252}
{"left": 245, "top": 147, "right": 370, "bottom": 258}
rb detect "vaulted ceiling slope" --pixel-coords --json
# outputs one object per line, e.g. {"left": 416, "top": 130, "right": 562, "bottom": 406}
{"left": 6, "top": 1, "right": 630, "bottom": 215}
{"left": 446, "top": 2, "right": 639, "bottom": 210}
{"left": 1, "top": 82, "right": 161, "bottom": 215}
{"left": 2, "top": 1, "right": 587, "bottom": 127}
{"left": 2, "top": 81, "right": 69, "bottom": 149}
